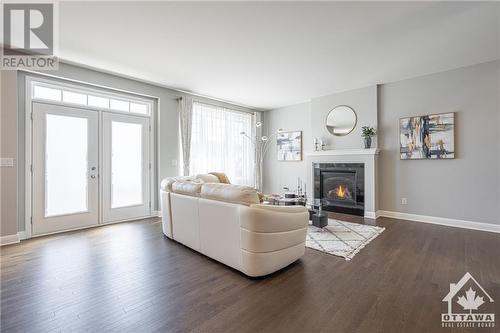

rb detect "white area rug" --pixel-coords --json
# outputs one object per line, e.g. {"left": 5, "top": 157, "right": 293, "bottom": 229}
{"left": 306, "top": 219, "right": 385, "bottom": 260}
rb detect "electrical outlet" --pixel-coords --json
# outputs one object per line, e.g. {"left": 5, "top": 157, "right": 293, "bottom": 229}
{"left": 401, "top": 198, "right": 408, "bottom": 205}
{"left": 0, "top": 158, "right": 14, "bottom": 167}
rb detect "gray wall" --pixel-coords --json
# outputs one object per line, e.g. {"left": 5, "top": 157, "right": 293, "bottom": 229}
{"left": 1, "top": 62, "right": 257, "bottom": 236}
{"left": 1, "top": 70, "right": 19, "bottom": 237}
{"left": 311, "top": 86, "right": 378, "bottom": 149}
{"left": 378, "top": 60, "right": 499, "bottom": 224}
{"left": 263, "top": 60, "right": 499, "bottom": 225}
{"left": 262, "top": 102, "right": 311, "bottom": 194}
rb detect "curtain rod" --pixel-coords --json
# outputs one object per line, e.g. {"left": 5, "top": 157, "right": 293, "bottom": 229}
{"left": 176, "top": 96, "right": 255, "bottom": 115}
{"left": 192, "top": 99, "right": 256, "bottom": 116}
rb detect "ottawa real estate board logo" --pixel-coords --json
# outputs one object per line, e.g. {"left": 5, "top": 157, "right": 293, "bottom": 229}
{"left": 1, "top": 2, "right": 58, "bottom": 70}
{"left": 442, "top": 272, "right": 495, "bottom": 329}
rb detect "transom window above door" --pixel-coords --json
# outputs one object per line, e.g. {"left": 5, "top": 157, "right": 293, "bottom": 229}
{"left": 31, "top": 81, "right": 152, "bottom": 116}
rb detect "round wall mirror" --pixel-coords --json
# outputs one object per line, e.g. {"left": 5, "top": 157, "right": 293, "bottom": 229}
{"left": 325, "top": 105, "right": 357, "bottom": 136}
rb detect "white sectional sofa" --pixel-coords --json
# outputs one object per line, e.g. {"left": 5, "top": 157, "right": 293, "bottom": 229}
{"left": 160, "top": 174, "right": 309, "bottom": 277}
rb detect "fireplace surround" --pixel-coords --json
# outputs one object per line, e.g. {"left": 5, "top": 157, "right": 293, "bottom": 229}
{"left": 306, "top": 148, "right": 379, "bottom": 219}
{"left": 314, "top": 163, "right": 365, "bottom": 216}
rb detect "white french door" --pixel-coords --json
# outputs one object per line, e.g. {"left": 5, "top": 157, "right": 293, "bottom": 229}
{"left": 101, "top": 113, "right": 150, "bottom": 223}
{"left": 32, "top": 103, "right": 99, "bottom": 235}
{"left": 31, "top": 103, "right": 151, "bottom": 235}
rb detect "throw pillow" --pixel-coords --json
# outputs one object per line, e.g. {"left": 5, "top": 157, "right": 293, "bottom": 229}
{"left": 209, "top": 172, "right": 231, "bottom": 184}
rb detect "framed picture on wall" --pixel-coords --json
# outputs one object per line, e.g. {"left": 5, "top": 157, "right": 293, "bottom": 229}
{"left": 277, "top": 131, "right": 302, "bottom": 161}
{"left": 399, "top": 112, "right": 455, "bottom": 160}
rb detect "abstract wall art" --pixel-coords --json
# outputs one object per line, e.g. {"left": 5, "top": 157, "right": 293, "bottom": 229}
{"left": 400, "top": 112, "right": 455, "bottom": 160}
{"left": 277, "top": 131, "right": 302, "bottom": 161}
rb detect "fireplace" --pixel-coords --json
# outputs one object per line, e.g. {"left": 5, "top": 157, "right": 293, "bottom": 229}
{"left": 314, "top": 163, "right": 364, "bottom": 216}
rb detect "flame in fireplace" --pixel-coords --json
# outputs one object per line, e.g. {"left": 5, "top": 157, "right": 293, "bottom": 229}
{"left": 336, "top": 185, "right": 347, "bottom": 199}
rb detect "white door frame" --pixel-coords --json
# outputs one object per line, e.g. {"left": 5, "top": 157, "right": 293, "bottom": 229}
{"left": 24, "top": 75, "right": 158, "bottom": 239}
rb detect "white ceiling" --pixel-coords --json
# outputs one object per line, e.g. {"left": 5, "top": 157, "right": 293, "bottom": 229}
{"left": 59, "top": 1, "right": 500, "bottom": 110}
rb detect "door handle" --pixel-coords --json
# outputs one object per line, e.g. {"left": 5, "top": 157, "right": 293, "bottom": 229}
{"left": 90, "top": 175, "right": 97, "bottom": 179}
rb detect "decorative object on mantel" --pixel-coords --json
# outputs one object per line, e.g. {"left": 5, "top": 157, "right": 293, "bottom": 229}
{"left": 326, "top": 105, "right": 357, "bottom": 136}
{"left": 313, "top": 137, "right": 326, "bottom": 151}
{"left": 361, "top": 126, "right": 376, "bottom": 149}
{"left": 277, "top": 131, "right": 302, "bottom": 161}
{"left": 400, "top": 112, "right": 455, "bottom": 160}
{"left": 240, "top": 121, "right": 283, "bottom": 191}
{"left": 306, "top": 219, "right": 385, "bottom": 260}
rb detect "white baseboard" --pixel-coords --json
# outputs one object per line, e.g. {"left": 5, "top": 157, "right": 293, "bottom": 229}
{"left": 364, "top": 211, "right": 376, "bottom": 219}
{"left": 0, "top": 234, "right": 20, "bottom": 246}
{"left": 17, "top": 231, "right": 27, "bottom": 240}
{"left": 376, "top": 210, "right": 500, "bottom": 234}
{"left": 152, "top": 210, "right": 162, "bottom": 217}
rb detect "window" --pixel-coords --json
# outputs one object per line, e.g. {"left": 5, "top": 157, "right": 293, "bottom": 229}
{"left": 62, "top": 91, "right": 87, "bottom": 105}
{"left": 31, "top": 81, "right": 152, "bottom": 115}
{"left": 33, "top": 85, "right": 61, "bottom": 101}
{"left": 88, "top": 95, "right": 109, "bottom": 108}
{"left": 110, "top": 99, "right": 129, "bottom": 112}
{"left": 189, "top": 102, "right": 255, "bottom": 187}
{"left": 130, "top": 102, "right": 149, "bottom": 114}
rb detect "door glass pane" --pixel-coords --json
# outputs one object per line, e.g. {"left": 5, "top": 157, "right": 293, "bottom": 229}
{"left": 111, "top": 121, "right": 143, "bottom": 208}
{"left": 45, "top": 114, "right": 88, "bottom": 216}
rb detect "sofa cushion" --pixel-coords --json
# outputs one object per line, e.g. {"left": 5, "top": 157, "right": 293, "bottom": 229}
{"left": 241, "top": 227, "right": 307, "bottom": 253}
{"left": 171, "top": 180, "right": 203, "bottom": 197}
{"left": 196, "top": 173, "right": 220, "bottom": 183}
{"left": 241, "top": 205, "right": 309, "bottom": 232}
{"left": 160, "top": 176, "right": 196, "bottom": 192}
{"left": 209, "top": 172, "right": 231, "bottom": 184}
{"left": 200, "top": 183, "right": 260, "bottom": 206}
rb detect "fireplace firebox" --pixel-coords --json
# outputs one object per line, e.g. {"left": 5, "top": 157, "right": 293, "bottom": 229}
{"left": 313, "top": 163, "right": 364, "bottom": 216}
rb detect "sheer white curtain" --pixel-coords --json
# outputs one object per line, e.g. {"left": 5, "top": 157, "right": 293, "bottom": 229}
{"left": 178, "top": 96, "right": 193, "bottom": 176}
{"left": 189, "top": 102, "right": 255, "bottom": 187}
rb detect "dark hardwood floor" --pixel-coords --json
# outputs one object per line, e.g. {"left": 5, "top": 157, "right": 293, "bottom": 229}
{"left": 1, "top": 215, "right": 499, "bottom": 332}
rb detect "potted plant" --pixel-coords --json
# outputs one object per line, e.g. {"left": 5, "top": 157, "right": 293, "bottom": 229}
{"left": 361, "top": 126, "right": 376, "bottom": 149}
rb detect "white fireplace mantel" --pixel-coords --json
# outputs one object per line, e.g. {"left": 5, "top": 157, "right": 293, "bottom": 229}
{"left": 306, "top": 148, "right": 381, "bottom": 157}
{"left": 305, "top": 148, "right": 380, "bottom": 219}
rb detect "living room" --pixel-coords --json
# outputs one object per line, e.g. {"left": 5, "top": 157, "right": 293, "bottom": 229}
{"left": 1, "top": 1, "right": 499, "bottom": 332}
